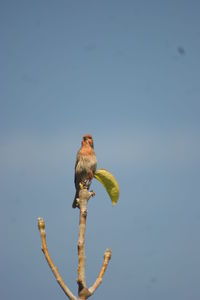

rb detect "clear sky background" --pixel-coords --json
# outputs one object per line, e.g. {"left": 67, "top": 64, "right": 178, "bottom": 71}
{"left": 1, "top": 1, "right": 200, "bottom": 299}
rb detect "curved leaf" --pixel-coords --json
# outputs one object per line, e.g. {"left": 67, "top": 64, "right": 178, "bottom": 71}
{"left": 94, "top": 169, "right": 120, "bottom": 206}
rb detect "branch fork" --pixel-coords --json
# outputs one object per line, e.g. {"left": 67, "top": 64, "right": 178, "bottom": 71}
{"left": 38, "top": 187, "right": 112, "bottom": 300}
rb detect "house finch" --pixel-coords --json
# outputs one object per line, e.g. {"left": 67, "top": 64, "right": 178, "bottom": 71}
{"left": 72, "top": 134, "right": 97, "bottom": 208}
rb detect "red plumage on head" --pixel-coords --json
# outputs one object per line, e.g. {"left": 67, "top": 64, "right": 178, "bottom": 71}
{"left": 82, "top": 134, "right": 93, "bottom": 140}
{"left": 82, "top": 134, "right": 94, "bottom": 148}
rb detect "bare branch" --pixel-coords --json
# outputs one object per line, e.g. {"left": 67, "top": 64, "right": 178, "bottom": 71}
{"left": 77, "top": 189, "right": 93, "bottom": 293}
{"left": 38, "top": 184, "right": 112, "bottom": 300}
{"left": 38, "top": 218, "right": 77, "bottom": 300}
{"left": 88, "top": 249, "right": 112, "bottom": 296}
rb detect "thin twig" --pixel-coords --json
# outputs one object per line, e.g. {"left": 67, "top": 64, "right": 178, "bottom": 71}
{"left": 38, "top": 218, "right": 77, "bottom": 300}
{"left": 88, "top": 249, "right": 112, "bottom": 296}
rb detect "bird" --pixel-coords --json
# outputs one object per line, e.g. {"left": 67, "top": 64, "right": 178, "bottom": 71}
{"left": 72, "top": 134, "right": 97, "bottom": 208}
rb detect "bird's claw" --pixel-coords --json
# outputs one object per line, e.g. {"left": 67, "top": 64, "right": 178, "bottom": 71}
{"left": 79, "top": 182, "right": 84, "bottom": 190}
{"left": 80, "top": 179, "right": 92, "bottom": 190}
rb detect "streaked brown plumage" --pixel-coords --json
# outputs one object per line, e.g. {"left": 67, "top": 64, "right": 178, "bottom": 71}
{"left": 72, "top": 134, "right": 97, "bottom": 208}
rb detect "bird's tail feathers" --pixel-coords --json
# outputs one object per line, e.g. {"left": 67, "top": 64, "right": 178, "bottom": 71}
{"left": 72, "top": 191, "right": 79, "bottom": 208}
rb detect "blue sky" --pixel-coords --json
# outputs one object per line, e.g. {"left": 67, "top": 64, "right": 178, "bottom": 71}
{"left": 1, "top": 1, "right": 200, "bottom": 299}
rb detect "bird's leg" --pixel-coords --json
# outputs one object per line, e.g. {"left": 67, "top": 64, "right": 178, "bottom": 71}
{"left": 86, "top": 180, "right": 95, "bottom": 202}
{"left": 75, "top": 182, "right": 86, "bottom": 208}
{"left": 81, "top": 180, "right": 88, "bottom": 189}
{"left": 79, "top": 182, "right": 84, "bottom": 190}
{"left": 79, "top": 172, "right": 95, "bottom": 206}
{"left": 86, "top": 170, "right": 94, "bottom": 190}
{"left": 87, "top": 179, "right": 92, "bottom": 189}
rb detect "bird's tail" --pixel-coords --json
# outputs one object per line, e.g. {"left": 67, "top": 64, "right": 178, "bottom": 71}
{"left": 72, "top": 191, "right": 79, "bottom": 208}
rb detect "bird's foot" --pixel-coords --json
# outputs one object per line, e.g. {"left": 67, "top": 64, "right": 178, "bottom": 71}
{"left": 80, "top": 180, "right": 89, "bottom": 190}
{"left": 79, "top": 182, "right": 84, "bottom": 190}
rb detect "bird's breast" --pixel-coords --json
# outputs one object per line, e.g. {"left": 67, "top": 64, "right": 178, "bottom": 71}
{"left": 76, "top": 155, "right": 97, "bottom": 174}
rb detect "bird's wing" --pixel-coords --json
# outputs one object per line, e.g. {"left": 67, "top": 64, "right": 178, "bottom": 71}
{"left": 74, "top": 150, "right": 80, "bottom": 185}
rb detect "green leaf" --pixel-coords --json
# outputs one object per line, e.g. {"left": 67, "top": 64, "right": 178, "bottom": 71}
{"left": 94, "top": 169, "right": 120, "bottom": 206}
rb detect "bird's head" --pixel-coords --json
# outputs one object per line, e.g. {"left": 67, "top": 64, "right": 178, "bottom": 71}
{"left": 82, "top": 134, "right": 94, "bottom": 148}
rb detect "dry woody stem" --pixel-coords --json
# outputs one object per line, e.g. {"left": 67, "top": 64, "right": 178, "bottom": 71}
{"left": 88, "top": 248, "right": 112, "bottom": 295}
{"left": 38, "top": 218, "right": 76, "bottom": 300}
{"left": 77, "top": 189, "right": 89, "bottom": 290}
{"left": 38, "top": 187, "right": 112, "bottom": 300}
